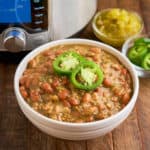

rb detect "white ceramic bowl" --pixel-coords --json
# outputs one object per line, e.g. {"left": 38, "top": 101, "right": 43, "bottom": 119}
{"left": 14, "top": 39, "right": 139, "bottom": 140}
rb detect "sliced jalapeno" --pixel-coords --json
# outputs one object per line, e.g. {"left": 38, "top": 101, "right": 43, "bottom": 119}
{"left": 142, "top": 53, "right": 150, "bottom": 70}
{"left": 134, "top": 37, "right": 150, "bottom": 46}
{"left": 70, "top": 61, "right": 103, "bottom": 91}
{"left": 128, "top": 45, "right": 148, "bottom": 65}
{"left": 53, "top": 51, "right": 84, "bottom": 75}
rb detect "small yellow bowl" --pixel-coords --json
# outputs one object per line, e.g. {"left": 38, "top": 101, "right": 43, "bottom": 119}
{"left": 92, "top": 9, "right": 144, "bottom": 47}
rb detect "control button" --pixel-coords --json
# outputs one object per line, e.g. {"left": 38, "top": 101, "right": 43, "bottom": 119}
{"left": 3, "top": 29, "right": 26, "bottom": 52}
{"left": 34, "top": 14, "right": 43, "bottom": 17}
{"left": 34, "top": 21, "right": 43, "bottom": 25}
{"left": 34, "top": 6, "right": 44, "bottom": 10}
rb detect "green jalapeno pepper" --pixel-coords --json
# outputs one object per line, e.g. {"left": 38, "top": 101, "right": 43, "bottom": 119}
{"left": 53, "top": 51, "right": 84, "bottom": 75}
{"left": 134, "top": 37, "right": 150, "bottom": 46}
{"left": 128, "top": 45, "right": 148, "bottom": 65}
{"left": 142, "top": 53, "right": 150, "bottom": 70}
{"left": 70, "top": 61, "right": 103, "bottom": 91}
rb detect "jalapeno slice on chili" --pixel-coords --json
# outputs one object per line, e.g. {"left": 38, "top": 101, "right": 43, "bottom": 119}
{"left": 70, "top": 61, "right": 103, "bottom": 91}
{"left": 142, "top": 53, "right": 150, "bottom": 70}
{"left": 53, "top": 51, "right": 84, "bottom": 75}
{"left": 128, "top": 45, "right": 148, "bottom": 65}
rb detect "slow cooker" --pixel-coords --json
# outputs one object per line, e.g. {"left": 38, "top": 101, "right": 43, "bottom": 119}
{"left": 0, "top": 0, "right": 97, "bottom": 52}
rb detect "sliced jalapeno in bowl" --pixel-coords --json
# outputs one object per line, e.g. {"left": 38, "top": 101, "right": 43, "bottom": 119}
{"left": 53, "top": 51, "right": 104, "bottom": 90}
{"left": 53, "top": 51, "right": 84, "bottom": 75}
{"left": 122, "top": 34, "right": 150, "bottom": 77}
{"left": 134, "top": 37, "right": 150, "bottom": 46}
{"left": 142, "top": 53, "right": 150, "bottom": 70}
{"left": 128, "top": 45, "right": 148, "bottom": 65}
{"left": 70, "top": 61, "right": 103, "bottom": 91}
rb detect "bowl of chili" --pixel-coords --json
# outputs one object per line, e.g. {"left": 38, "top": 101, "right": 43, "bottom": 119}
{"left": 14, "top": 39, "right": 139, "bottom": 140}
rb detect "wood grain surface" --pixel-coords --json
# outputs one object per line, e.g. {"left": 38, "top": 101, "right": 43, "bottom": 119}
{"left": 0, "top": 0, "right": 150, "bottom": 150}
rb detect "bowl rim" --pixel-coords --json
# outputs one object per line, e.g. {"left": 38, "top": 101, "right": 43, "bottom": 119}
{"left": 14, "top": 38, "right": 139, "bottom": 127}
{"left": 92, "top": 8, "right": 144, "bottom": 42}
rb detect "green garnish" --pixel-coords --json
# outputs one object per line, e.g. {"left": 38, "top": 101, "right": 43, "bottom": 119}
{"left": 53, "top": 51, "right": 104, "bottom": 90}
{"left": 127, "top": 37, "right": 150, "bottom": 70}
{"left": 53, "top": 51, "right": 84, "bottom": 75}
{"left": 142, "top": 53, "right": 150, "bottom": 70}
{"left": 70, "top": 61, "right": 103, "bottom": 91}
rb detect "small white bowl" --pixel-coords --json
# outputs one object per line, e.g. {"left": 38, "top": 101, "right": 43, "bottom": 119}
{"left": 122, "top": 34, "right": 150, "bottom": 77}
{"left": 14, "top": 39, "right": 139, "bottom": 140}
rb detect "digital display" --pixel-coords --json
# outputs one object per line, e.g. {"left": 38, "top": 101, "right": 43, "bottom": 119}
{"left": 0, "top": 0, "right": 31, "bottom": 23}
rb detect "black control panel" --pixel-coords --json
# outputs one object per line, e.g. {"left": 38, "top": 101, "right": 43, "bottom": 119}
{"left": 30, "top": 0, "right": 48, "bottom": 33}
{"left": 0, "top": 0, "right": 48, "bottom": 34}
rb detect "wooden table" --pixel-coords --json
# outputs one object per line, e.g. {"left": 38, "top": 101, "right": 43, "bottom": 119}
{"left": 0, "top": 0, "right": 150, "bottom": 150}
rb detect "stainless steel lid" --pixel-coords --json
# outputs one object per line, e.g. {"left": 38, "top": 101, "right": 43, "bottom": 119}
{"left": 50, "top": 0, "right": 97, "bottom": 40}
